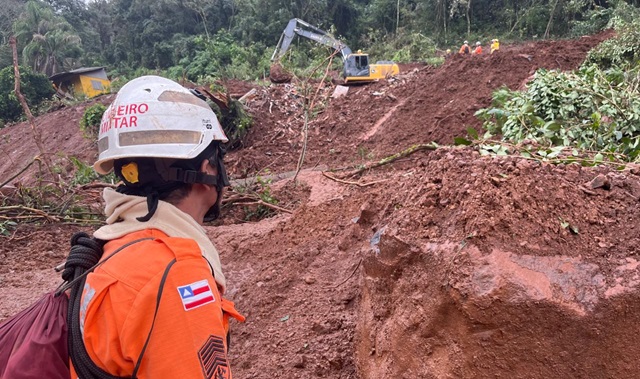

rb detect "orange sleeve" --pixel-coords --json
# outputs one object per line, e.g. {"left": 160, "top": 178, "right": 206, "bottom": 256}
{"left": 121, "top": 241, "right": 233, "bottom": 379}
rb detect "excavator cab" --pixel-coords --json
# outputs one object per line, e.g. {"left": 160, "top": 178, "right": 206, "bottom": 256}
{"left": 343, "top": 52, "right": 399, "bottom": 83}
{"left": 343, "top": 52, "right": 371, "bottom": 79}
{"left": 354, "top": 54, "right": 369, "bottom": 70}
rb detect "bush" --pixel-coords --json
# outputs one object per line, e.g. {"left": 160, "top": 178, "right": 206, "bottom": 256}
{"left": 80, "top": 104, "right": 107, "bottom": 137}
{"left": 585, "top": 26, "right": 640, "bottom": 69}
{"left": 476, "top": 65, "right": 640, "bottom": 162}
{"left": 0, "top": 66, "right": 55, "bottom": 124}
{"left": 584, "top": 1, "right": 640, "bottom": 69}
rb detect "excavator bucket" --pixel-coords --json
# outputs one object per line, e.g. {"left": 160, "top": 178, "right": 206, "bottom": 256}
{"left": 269, "top": 62, "right": 293, "bottom": 83}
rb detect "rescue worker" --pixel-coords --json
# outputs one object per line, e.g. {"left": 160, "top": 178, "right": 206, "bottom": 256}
{"left": 69, "top": 75, "right": 244, "bottom": 379}
{"left": 491, "top": 38, "right": 500, "bottom": 54}
{"left": 459, "top": 40, "right": 471, "bottom": 55}
{"left": 473, "top": 41, "right": 482, "bottom": 55}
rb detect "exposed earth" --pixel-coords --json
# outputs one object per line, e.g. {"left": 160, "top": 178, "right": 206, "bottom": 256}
{"left": 4, "top": 30, "right": 640, "bottom": 378}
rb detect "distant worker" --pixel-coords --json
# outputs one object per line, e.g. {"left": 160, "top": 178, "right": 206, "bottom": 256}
{"left": 459, "top": 40, "right": 470, "bottom": 55}
{"left": 491, "top": 39, "right": 500, "bottom": 54}
{"left": 473, "top": 41, "right": 482, "bottom": 55}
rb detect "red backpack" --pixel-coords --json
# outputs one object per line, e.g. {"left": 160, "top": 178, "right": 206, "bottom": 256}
{"left": 0, "top": 292, "right": 69, "bottom": 379}
{"left": 0, "top": 233, "right": 172, "bottom": 379}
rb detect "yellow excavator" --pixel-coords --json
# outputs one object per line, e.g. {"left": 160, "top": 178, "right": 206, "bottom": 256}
{"left": 271, "top": 18, "right": 400, "bottom": 84}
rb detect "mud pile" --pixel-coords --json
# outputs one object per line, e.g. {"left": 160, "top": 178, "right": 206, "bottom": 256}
{"left": 210, "top": 146, "right": 640, "bottom": 378}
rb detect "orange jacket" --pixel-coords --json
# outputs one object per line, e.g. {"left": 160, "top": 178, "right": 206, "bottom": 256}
{"left": 459, "top": 44, "right": 470, "bottom": 54}
{"left": 70, "top": 229, "right": 244, "bottom": 379}
{"left": 473, "top": 46, "right": 482, "bottom": 54}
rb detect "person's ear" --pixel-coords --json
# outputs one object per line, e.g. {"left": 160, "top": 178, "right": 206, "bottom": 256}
{"left": 198, "top": 159, "right": 218, "bottom": 190}
{"left": 200, "top": 159, "right": 217, "bottom": 175}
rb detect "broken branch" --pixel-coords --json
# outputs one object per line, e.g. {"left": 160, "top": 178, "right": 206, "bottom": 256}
{"left": 339, "top": 143, "right": 438, "bottom": 178}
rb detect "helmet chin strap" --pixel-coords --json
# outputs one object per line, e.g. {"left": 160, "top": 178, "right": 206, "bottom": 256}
{"left": 203, "top": 145, "right": 230, "bottom": 222}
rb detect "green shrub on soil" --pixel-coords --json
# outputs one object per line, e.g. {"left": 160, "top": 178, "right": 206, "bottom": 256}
{"left": 476, "top": 65, "right": 640, "bottom": 162}
{"left": 80, "top": 104, "right": 106, "bottom": 137}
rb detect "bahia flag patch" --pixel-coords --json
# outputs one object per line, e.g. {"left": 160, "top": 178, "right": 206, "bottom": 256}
{"left": 177, "top": 280, "right": 216, "bottom": 311}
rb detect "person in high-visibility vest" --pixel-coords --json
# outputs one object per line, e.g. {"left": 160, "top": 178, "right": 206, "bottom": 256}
{"left": 459, "top": 40, "right": 471, "bottom": 55}
{"left": 491, "top": 39, "right": 500, "bottom": 54}
{"left": 69, "top": 75, "right": 244, "bottom": 379}
{"left": 473, "top": 41, "right": 483, "bottom": 54}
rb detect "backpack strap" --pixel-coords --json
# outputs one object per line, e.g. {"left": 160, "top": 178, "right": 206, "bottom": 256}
{"left": 131, "top": 258, "right": 176, "bottom": 378}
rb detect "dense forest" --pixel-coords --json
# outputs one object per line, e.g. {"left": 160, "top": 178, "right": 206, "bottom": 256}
{"left": 2, "top": 0, "right": 640, "bottom": 136}
{"left": 0, "top": 0, "right": 635, "bottom": 82}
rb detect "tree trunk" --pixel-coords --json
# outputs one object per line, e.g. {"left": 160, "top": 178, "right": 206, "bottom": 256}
{"left": 9, "top": 36, "right": 55, "bottom": 181}
{"left": 545, "top": 0, "right": 560, "bottom": 39}
{"left": 466, "top": 0, "right": 471, "bottom": 36}
{"left": 396, "top": 0, "right": 401, "bottom": 35}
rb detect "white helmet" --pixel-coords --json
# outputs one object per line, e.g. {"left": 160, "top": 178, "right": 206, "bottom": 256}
{"left": 476, "top": 41, "right": 481, "bottom": 46}
{"left": 94, "top": 75, "right": 228, "bottom": 175}
{"left": 464, "top": 40, "right": 469, "bottom": 44}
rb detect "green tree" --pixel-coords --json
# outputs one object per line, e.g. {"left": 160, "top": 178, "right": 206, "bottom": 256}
{"left": 14, "top": 1, "right": 83, "bottom": 76}
{"left": 0, "top": 65, "right": 54, "bottom": 124}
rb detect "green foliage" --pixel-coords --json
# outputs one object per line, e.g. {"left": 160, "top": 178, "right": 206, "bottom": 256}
{"left": 172, "top": 31, "right": 273, "bottom": 82}
{"left": 277, "top": 42, "right": 340, "bottom": 80}
{"left": 18, "top": 0, "right": 640, "bottom": 83}
{"left": 14, "top": 1, "right": 83, "bottom": 76}
{"left": 0, "top": 66, "right": 55, "bottom": 124}
{"left": 248, "top": 176, "right": 278, "bottom": 220}
{"left": 210, "top": 96, "right": 253, "bottom": 149}
{"left": 390, "top": 33, "right": 438, "bottom": 63}
{"left": 0, "top": 220, "right": 18, "bottom": 236}
{"left": 570, "top": 6, "right": 613, "bottom": 37}
{"left": 359, "top": 30, "right": 438, "bottom": 64}
{"left": 80, "top": 104, "right": 106, "bottom": 137}
{"left": 476, "top": 65, "right": 640, "bottom": 162}
{"left": 67, "top": 156, "right": 117, "bottom": 186}
{"left": 69, "top": 156, "right": 100, "bottom": 186}
{"left": 583, "top": 1, "right": 640, "bottom": 68}
{"left": 585, "top": 27, "right": 640, "bottom": 69}
{"left": 605, "top": 0, "right": 640, "bottom": 29}
{"left": 232, "top": 173, "right": 279, "bottom": 221}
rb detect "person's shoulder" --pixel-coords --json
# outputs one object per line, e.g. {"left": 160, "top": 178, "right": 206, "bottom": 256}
{"left": 94, "top": 231, "right": 205, "bottom": 291}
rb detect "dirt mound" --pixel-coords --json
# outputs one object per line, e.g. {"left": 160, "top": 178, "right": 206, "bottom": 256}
{"left": 5, "top": 30, "right": 640, "bottom": 379}
{"left": 217, "top": 147, "right": 640, "bottom": 378}
{"left": 0, "top": 95, "right": 112, "bottom": 184}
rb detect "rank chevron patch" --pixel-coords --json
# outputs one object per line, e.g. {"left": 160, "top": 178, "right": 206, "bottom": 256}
{"left": 198, "top": 335, "right": 229, "bottom": 379}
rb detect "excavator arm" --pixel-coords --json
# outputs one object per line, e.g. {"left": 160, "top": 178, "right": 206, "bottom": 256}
{"left": 271, "top": 18, "right": 352, "bottom": 61}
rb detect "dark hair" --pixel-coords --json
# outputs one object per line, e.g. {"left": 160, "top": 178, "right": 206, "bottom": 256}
{"left": 160, "top": 184, "right": 192, "bottom": 206}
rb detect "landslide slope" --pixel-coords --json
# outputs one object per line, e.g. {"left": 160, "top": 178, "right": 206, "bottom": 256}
{"left": 225, "top": 30, "right": 614, "bottom": 177}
